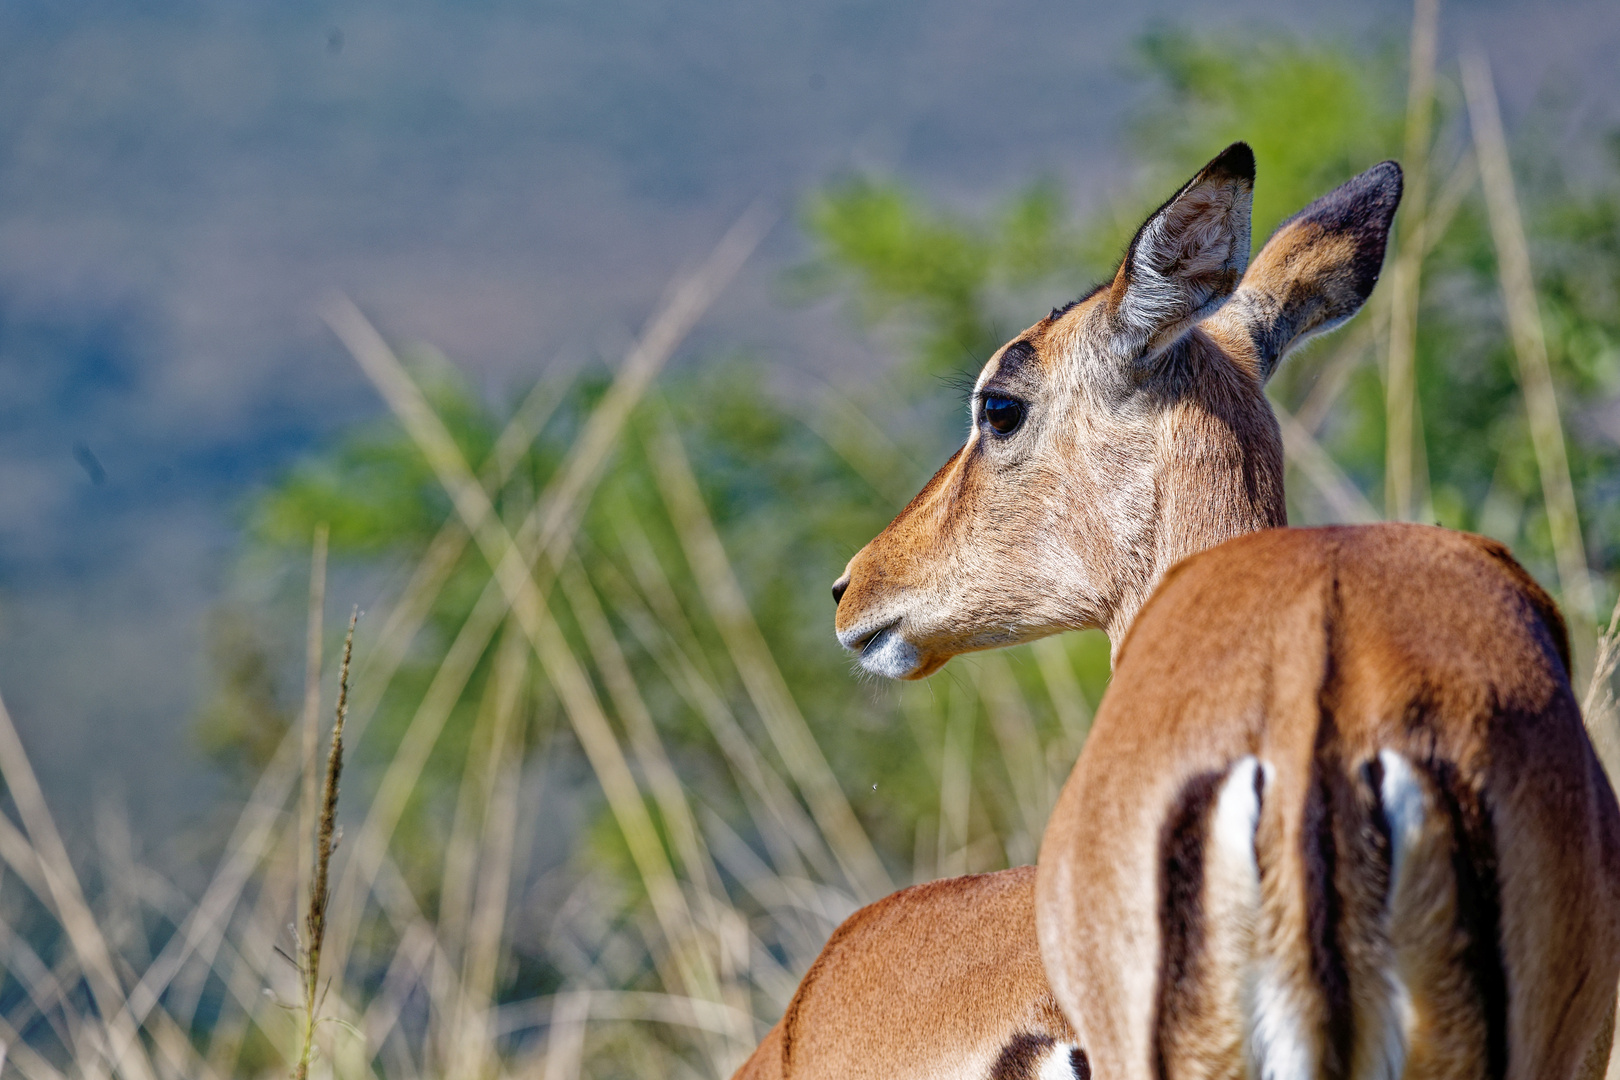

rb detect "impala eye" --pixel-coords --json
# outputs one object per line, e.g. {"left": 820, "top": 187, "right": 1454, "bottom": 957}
{"left": 982, "top": 395, "right": 1026, "bottom": 436}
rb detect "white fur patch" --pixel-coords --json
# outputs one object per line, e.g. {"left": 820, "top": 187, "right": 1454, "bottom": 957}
{"left": 1365, "top": 749, "right": 1424, "bottom": 1080}
{"left": 1036, "top": 1042, "right": 1083, "bottom": 1080}
{"left": 1118, "top": 213, "right": 1183, "bottom": 343}
{"left": 1211, "top": 756, "right": 1265, "bottom": 881}
{"left": 1209, "top": 757, "right": 1292, "bottom": 1079}
{"left": 1221, "top": 758, "right": 1315, "bottom": 1080}
{"left": 1378, "top": 749, "right": 1425, "bottom": 895}
{"left": 853, "top": 624, "right": 923, "bottom": 679}
{"left": 1251, "top": 966, "right": 1315, "bottom": 1080}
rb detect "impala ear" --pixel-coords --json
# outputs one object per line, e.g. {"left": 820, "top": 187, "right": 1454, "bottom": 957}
{"left": 1106, "top": 141, "right": 1255, "bottom": 361}
{"left": 1212, "top": 160, "right": 1403, "bottom": 383}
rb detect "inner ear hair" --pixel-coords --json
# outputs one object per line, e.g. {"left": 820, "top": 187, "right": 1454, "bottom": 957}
{"left": 1209, "top": 160, "right": 1404, "bottom": 383}
{"left": 1107, "top": 142, "right": 1256, "bottom": 362}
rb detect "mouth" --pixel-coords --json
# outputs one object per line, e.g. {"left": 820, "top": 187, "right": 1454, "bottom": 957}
{"left": 839, "top": 619, "right": 927, "bottom": 680}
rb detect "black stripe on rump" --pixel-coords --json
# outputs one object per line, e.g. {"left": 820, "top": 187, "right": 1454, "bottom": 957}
{"left": 1152, "top": 769, "right": 1225, "bottom": 1080}
{"left": 990, "top": 1032, "right": 1088, "bottom": 1080}
{"left": 1431, "top": 758, "right": 1508, "bottom": 1080}
{"left": 1306, "top": 741, "right": 1355, "bottom": 1080}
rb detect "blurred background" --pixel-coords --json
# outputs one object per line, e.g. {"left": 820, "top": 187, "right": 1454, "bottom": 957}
{"left": 1, "top": 0, "right": 1619, "bottom": 1076}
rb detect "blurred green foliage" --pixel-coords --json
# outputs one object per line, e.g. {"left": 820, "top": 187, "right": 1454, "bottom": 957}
{"left": 1129, "top": 30, "right": 1404, "bottom": 241}
{"left": 802, "top": 29, "right": 1620, "bottom": 604}
{"left": 794, "top": 178, "right": 1091, "bottom": 379}
{"left": 199, "top": 27, "right": 1620, "bottom": 1030}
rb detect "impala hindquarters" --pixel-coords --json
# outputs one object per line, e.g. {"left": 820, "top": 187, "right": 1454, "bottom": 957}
{"left": 1037, "top": 525, "right": 1620, "bottom": 1080}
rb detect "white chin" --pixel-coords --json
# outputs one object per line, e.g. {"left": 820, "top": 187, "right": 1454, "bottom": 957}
{"left": 857, "top": 626, "right": 925, "bottom": 679}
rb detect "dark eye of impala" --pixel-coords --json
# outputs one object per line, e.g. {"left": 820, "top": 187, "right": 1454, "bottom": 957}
{"left": 981, "top": 395, "right": 1026, "bottom": 436}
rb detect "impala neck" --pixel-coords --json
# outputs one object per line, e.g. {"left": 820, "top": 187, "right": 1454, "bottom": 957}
{"left": 1100, "top": 358, "right": 1288, "bottom": 659}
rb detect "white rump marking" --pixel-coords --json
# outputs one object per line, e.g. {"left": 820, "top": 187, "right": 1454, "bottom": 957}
{"left": 1363, "top": 749, "right": 1424, "bottom": 1080}
{"left": 1036, "top": 1043, "right": 1082, "bottom": 1080}
{"left": 1379, "top": 749, "right": 1425, "bottom": 897}
{"left": 1211, "top": 756, "right": 1265, "bottom": 882}
{"left": 1251, "top": 967, "right": 1314, "bottom": 1080}
{"left": 1221, "top": 757, "right": 1315, "bottom": 1080}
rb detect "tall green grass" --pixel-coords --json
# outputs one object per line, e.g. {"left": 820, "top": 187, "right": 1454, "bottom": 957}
{"left": 0, "top": 202, "right": 1100, "bottom": 1078}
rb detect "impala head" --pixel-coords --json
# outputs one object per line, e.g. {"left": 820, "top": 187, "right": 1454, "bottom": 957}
{"left": 833, "top": 145, "right": 1402, "bottom": 678}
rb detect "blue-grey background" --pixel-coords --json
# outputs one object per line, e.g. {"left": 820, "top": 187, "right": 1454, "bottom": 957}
{"left": 1, "top": 0, "right": 1616, "bottom": 837}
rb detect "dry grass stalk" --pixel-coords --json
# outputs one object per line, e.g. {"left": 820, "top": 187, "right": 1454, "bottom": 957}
{"left": 1029, "top": 636, "right": 1092, "bottom": 751}
{"left": 312, "top": 209, "right": 764, "bottom": 1013}
{"left": 293, "top": 607, "right": 357, "bottom": 1080}
{"left": 0, "top": 219, "right": 1067, "bottom": 1080}
{"left": 346, "top": 359, "right": 576, "bottom": 750}
{"left": 593, "top": 530, "right": 834, "bottom": 883}
{"left": 643, "top": 402, "right": 894, "bottom": 902}
{"left": 122, "top": 326, "right": 574, "bottom": 1033}
{"left": 1277, "top": 405, "right": 1382, "bottom": 524}
{"left": 528, "top": 201, "right": 771, "bottom": 573}
{"left": 1581, "top": 598, "right": 1620, "bottom": 784}
{"left": 297, "top": 523, "right": 329, "bottom": 957}
{"left": 972, "top": 654, "right": 1052, "bottom": 865}
{"left": 558, "top": 556, "right": 730, "bottom": 917}
{"left": 936, "top": 682, "right": 976, "bottom": 879}
{"left": 1462, "top": 50, "right": 1598, "bottom": 670}
{"left": 0, "top": 689, "right": 159, "bottom": 1080}
{"left": 331, "top": 284, "right": 743, "bottom": 1072}
{"left": 1383, "top": 0, "right": 1440, "bottom": 521}
{"left": 442, "top": 623, "right": 528, "bottom": 1077}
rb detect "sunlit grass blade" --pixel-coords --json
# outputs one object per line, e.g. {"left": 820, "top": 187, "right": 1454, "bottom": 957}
{"left": 445, "top": 625, "right": 527, "bottom": 1077}
{"left": 346, "top": 356, "right": 577, "bottom": 750}
{"left": 643, "top": 403, "right": 894, "bottom": 902}
{"left": 1383, "top": 0, "right": 1440, "bottom": 522}
{"left": 1463, "top": 49, "right": 1598, "bottom": 674}
{"left": 1029, "top": 636, "right": 1092, "bottom": 753}
{"left": 0, "top": 687, "right": 158, "bottom": 1080}
{"left": 314, "top": 208, "right": 766, "bottom": 1020}
{"left": 331, "top": 296, "right": 728, "bottom": 1071}
{"left": 1277, "top": 405, "right": 1381, "bottom": 524}
{"left": 558, "top": 558, "right": 733, "bottom": 921}
{"left": 971, "top": 654, "right": 1051, "bottom": 866}
{"left": 527, "top": 203, "right": 773, "bottom": 575}
{"left": 588, "top": 538, "right": 831, "bottom": 885}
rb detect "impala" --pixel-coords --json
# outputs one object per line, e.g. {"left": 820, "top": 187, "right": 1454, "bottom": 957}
{"left": 732, "top": 867, "right": 1082, "bottom": 1080}
{"left": 830, "top": 141, "right": 1620, "bottom": 1079}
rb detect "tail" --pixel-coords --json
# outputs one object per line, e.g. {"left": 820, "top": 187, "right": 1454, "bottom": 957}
{"left": 1155, "top": 752, "right": 1497, "bottom": 1080}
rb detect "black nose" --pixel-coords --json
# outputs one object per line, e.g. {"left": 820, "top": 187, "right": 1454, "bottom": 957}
{"left": 831, "top": 573, "right": 850, "bottom": 606}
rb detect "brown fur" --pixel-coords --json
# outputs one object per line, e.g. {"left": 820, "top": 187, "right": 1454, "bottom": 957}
{"left": 1036, "top": 526, "right": 1620, "bottom": 1080}
{"left": 833, "top": 149, "right": 1402, "bottom": 677}
{"left": 750, "top": 148, "right": 1404, "bottom": 1080}
{"left": 730, "top": 867, "right": 1077, "bottom": 1080}
{"left": 828, "top": 149, "right": 1620, "bottom": 1077}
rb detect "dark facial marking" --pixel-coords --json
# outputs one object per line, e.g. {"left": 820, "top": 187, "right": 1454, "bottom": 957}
{"left": 995, "top": 339, "right": 1038, "bottom": 381}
